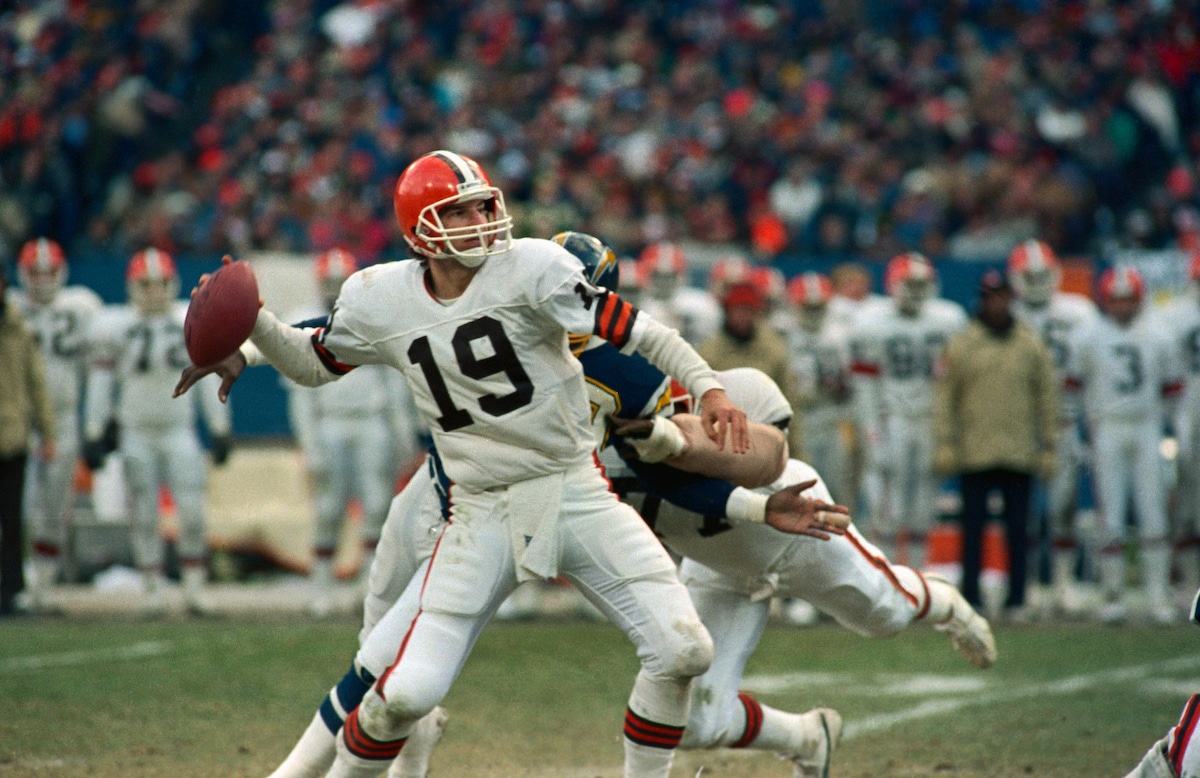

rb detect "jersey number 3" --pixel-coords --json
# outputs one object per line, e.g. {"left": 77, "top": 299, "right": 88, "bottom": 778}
{"left": 408, "top": 316, "right": 534, "bottom": 432}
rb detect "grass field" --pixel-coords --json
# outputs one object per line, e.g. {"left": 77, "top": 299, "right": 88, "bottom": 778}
{"left": 0, "top": 614, "right": 1191, "bottom": 777}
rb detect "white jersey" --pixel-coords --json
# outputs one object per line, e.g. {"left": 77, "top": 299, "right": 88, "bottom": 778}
{"left": 314, "top": 238, "right": 717, "bottom": 492}
{"left": 638, "top": 286, "right": 721, "bottom": 346}
{"left": 14, "top": 286, "right": 103, "bottom": 415}
{"left": 1066, "top": 313, "right": 1183, "bottom": 424}
{"left": 86, "top": 302, "right": 230, "bottom": 437}
{"left": 1153, "top": 292, "right": 1200, "bottom": 417}
{"left": 282, "top": 306, "right": 404, "bottom": 417}
{"left": 786, "top": 318, "right": 853, "bottom": 414}
{"left": 850, "top": 297, "right": 968, "bottom": 419}
{"left": 1013, "top": 292, "right": 1099, "bottom": 377}
{"left": 827, "top": 293, "right": 889, "bottom": 333}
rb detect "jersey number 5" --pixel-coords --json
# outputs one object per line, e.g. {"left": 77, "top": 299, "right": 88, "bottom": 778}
{"left": 408, "top": 316, "right": 534, "bottom": 432}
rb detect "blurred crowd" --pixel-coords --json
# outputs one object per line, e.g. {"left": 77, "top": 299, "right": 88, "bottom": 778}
{"left": 3, "top": 0, "right": 1200, "bottom": 267}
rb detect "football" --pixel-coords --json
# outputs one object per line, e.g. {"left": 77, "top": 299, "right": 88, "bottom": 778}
{"left": 184, "top": 259, "right": 260, "bottom": 367}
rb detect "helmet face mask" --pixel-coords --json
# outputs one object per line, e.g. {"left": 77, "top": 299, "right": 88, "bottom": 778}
{"left": 1007, "top": 240, "right": 1060, "bottom": 307}
{"left": 18, "top": 238, "right": 67, "bottom": 305}
{"left": 127, "top": 249, "right": 179, "bottom": 316}
{"left": 393, "top": 151, "right": 513, "bottom": 268}
{"left": 636, "top": 242, "right": 687, "bottom": 300}
{"left": 787, "top": 272, "right": 833, "bottom": 333}
{"left": 1099, "top": 265, "right": 1144, "bottom": 325}
{"left": 885, "top": 252, "right": 935, "bottom": 316}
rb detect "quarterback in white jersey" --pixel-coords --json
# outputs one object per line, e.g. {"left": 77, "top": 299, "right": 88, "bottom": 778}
{"left": 260, "top": 365, "right": 992, "bottom": 778}
{"left": 1008, "top": 239, "right": 1100, "bottom": 611}
{"left": 12, "top": 238, "right": 102, "bottom": 609}
{"left": 1154, "top": 254, "right": 1200, "bottom": 594}
{"left": 635, "top": 242, "right": 722, "bottom": 346}
{"left": 850, "top": 253, "right": 968, "bottom": 568}
{"left": 1065, "top": 265, "right": 1183, "bottom": 624}
{"left": 87, "top": 249, "right": 231, "bottom": 615}
{"left": 177, "top": 152, "right": 757, "bottom": 778}
{"left": 284, "top": 248, "right": 421, "bottom": 617}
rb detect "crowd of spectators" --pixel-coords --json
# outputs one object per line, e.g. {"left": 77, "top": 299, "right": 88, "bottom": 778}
{"left": 2, "top": 0, "right": 1199, "bottom": 267}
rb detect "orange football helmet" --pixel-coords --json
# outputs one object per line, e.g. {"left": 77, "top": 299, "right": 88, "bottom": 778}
{"left": 392, "top": 150, "right": 511, "bottom": 267}
{"left": 17, "top": 238, "right": 67, "bottom": 305}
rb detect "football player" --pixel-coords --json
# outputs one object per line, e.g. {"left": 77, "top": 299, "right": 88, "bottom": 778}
{"left": 1007, "top": 239, "right": 1100, "bottom": 614}
{"left": 1153, "top": 253, "right": 1200, "bottom": 598}
{"left": 12, "top": 238, "right": 102, "bottom": 610}
{"left": 1124, "top": 589, "right": 1200, "bottom": 778}
{"left": 785, "top": 272, "right": 854, "bottom": 505}
{"left": 850, "top": 252, "right": 968, "bottom": 568}
{"left": 283, "top": 248, "right": 421, "bottom": 617}
{"left": 86, "top": 249, "right": 232, "bottom": 615}
{"left": 254, "top": 234, "right": 993, "bottom": 778}
{"left": 634, "top": 241, "right": 722, "bottom": 346}
{"left": 1065, "top": 265, "right": 1183, "bottom": 624}
{"left": 176, "top": 151, "right": 771, "bottom": 778}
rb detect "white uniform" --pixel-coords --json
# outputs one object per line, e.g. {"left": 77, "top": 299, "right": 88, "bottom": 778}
{"left": 786, "top": 317, "right": 854, "bottom": 506}
{"left": 1154, "top": 292, "right": 1200, "bottom": 558}
{"left": 638, "top": 285, "right": 721, "bottom": 347}
{"left": 250, "top": 239, "right": 723, "bottom": 775}
{"left": 1066, "top": 313, "right": 1183, "bottom": 615}
{"left": 13, "top": 285, "right": 102, "bottom": 584}
{"left": 284, "top": 307, "right": 420, "bottom": 561}
{"left": 1013, "top": 292, "right": 1099, "bottom": 546}
{"left": 850, "top": 297, "right": 968, "bottom": 564}
{"left": 86, "top": 302, "right": 230, "bottom": 575}
{"left": 344, "top": 373, "right": 950, "bottom": 773}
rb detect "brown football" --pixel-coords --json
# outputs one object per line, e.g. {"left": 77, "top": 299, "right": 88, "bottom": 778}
{"left": 184, "top": 260, "right": 260, "bottom": 367}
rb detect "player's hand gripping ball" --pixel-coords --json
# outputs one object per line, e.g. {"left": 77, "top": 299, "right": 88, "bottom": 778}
{"left": 184, "top": 258, "right": 260, "bottom": 367}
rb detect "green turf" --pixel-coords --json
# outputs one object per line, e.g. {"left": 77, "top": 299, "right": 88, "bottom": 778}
{"left": 0, "top": 616, "right": 1191, "bottom": 776}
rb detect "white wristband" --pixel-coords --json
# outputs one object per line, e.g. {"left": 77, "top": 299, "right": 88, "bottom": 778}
{"left": 239, "top": 340, "right": 264, "bottom": 367}
{"left": 726, "top": 487, "right": 769, "bottom": 524}
{"left": 628, "top": 416, "right": 689, "bottom": 463}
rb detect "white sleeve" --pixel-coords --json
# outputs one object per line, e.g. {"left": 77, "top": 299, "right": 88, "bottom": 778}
{"left": 248, "top": 309, "right": 341, "bottom": 387}
{"left": 624, "top": 313, "right": 723, "bottom": 399}
{"left": 534, "top": 251, "right": 723, "bottom": 400}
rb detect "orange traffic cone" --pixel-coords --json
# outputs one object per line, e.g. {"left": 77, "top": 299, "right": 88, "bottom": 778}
{"left": 925, "top": 522, "right": 963, "bottom": 586}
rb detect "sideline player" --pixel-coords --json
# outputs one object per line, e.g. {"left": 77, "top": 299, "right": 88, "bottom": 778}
{"left": 176, "top": 151, "right": 796, "bottom": 778}
{"left": 87, "top": 249, "right": 232, "bottom": 615}
{"left": 283, "top": 248, "right": 420, "bottom": 617}
{"left": 635, "top": 241, "right": 721, "bottom": 346}
{"left": 1007, "top": 239, "right": 1100, "bottom": 613}
{"left": 1065, "top": 265, "right": 1183, "bottom": 624}
{"left": 850, "top": 253, "right": 968, "bottom": 568}
{"left": 1154, "top": 253, "right": 1200, "bottom": 597}
{"left": 12, "top": 238, "right": 102, "bottom": 609}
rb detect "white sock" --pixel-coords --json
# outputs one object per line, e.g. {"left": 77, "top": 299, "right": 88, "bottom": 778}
{"left": 747, "top": 705, "right": 812, "bottom": 753}
{"left": 266, "top": 712, "right": 337, "bottom": 778}
{"left": 1142, "top": 543, "right": 1172, "bottom": 605}
{"left": 624, "top": 673, "right": 689, "bottom": 778}
{"left": 1052, "top": 548, "right": 1076, "bottom": 594}
{"left": 326, "top": 726, "right": 398, "bottom": 778}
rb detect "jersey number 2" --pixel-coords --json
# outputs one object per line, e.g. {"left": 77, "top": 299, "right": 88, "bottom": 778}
{"left": 408, "top": 316, "right": 534, "bottom": 432}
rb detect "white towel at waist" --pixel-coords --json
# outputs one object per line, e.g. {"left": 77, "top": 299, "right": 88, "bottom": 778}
{"left": 504, "top": 471, "right": 566, "bottom": 583}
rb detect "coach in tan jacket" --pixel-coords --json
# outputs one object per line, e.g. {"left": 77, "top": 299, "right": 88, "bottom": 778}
{"left": 933, "top": 269, "right": 1058, "bottom": 617}
{"left": 0, "top": 264, "right": 55, "bottom": 616}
